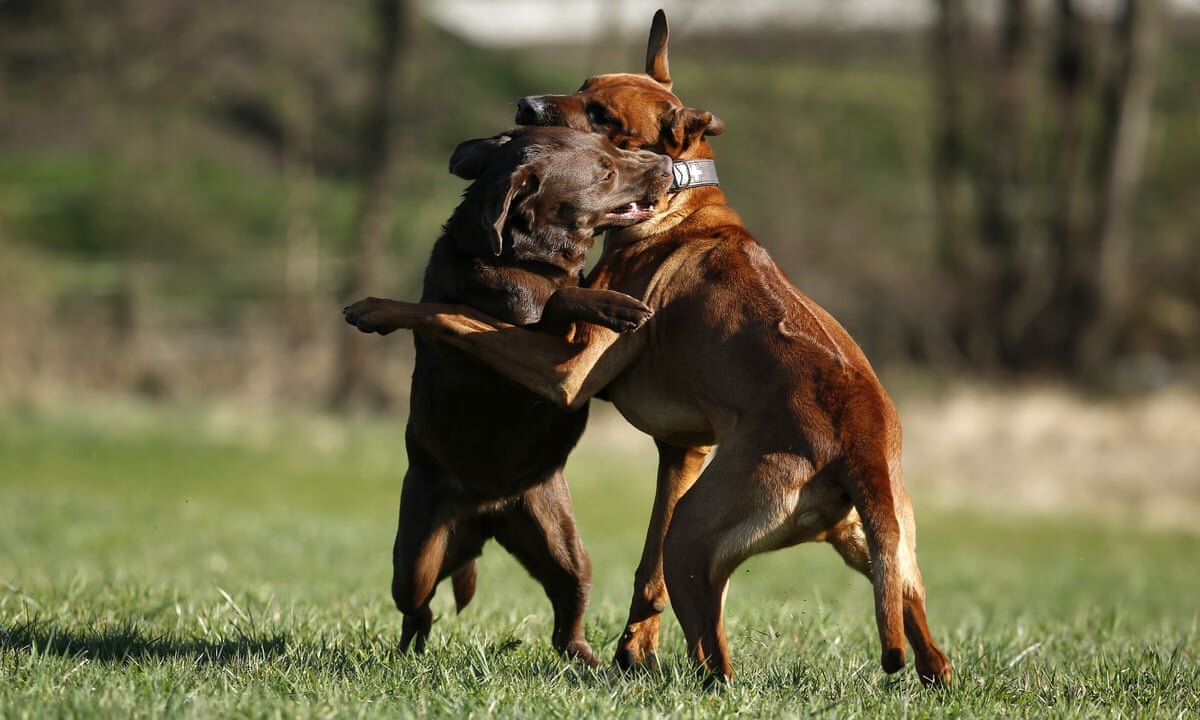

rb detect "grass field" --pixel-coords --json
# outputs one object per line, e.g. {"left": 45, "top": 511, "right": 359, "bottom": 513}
{"left": 1, "top": 398, "right": 1198, "bottom": 718}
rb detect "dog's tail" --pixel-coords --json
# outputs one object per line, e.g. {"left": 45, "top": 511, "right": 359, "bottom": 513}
{"left": 846, "top": 452, "right": 908, "bottom": 675}
{"left": 451, "top": 560, "right": 477, "bottom": 613}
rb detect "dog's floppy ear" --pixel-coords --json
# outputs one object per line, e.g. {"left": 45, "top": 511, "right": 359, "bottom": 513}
{"left": 484, "top": 164, "right": 539, "bottom": 256}
{"left": 645, "top": 9, "right": 671, "bottom": 89}
{"left": 665, "top": 106, "right": 726, "bottom": 152}
{"left": 449, "top": 131, "right": 515, "bottom": 179}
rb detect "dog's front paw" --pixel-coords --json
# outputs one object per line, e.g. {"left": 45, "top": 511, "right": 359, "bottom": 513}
{"left": 589, "top": 293, "right": 654, "bottom": 333}
{"left": 539, "top": 287, "right": 655, "bottom": 334}
{"left": 343, "top": 297, "right": 400, "bottom": 335}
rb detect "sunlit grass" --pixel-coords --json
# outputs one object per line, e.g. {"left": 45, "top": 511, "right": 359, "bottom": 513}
{"left": 1, "top": 400, "right": 1197, "bottom": 717}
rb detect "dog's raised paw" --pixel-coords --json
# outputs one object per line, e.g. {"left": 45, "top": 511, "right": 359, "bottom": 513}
{"left": 342, "top": 298, "right": 396, "bottom": 335}
{"left": 594, "top": 296, "right": 654, "bottom": 333}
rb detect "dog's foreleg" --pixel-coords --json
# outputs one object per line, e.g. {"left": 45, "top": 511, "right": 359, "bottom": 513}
{"left": 615, "top": 441, "right": 710, "bottom": 671}
{"left": 345, "top": 297, "right": 638, "bottom": 411}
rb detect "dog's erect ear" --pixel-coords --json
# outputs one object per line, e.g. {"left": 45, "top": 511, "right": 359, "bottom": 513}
{"left": 485, "top": 164, "right": 539, "bottom": 256}
{"left": 666, "top": 106, "right": 726, "bottom": 151}
{"left": 449, "top": 132, "right": 515, "bottom": 179}
{"left": 645, "top": 9, "right": 671, "bottom": 89}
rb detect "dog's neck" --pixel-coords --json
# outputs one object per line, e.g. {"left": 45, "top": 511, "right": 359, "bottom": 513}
{"left": 670, "top": 160, "right": 719, "bottom": 192}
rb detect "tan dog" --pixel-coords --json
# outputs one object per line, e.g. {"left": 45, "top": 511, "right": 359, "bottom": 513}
{"left": 344, "top": 10, "right": 951, "bottom": 687}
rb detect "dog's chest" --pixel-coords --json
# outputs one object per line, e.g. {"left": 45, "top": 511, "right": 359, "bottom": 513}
{"left": 409, "top": 344, "right": 586, "bottom": 494}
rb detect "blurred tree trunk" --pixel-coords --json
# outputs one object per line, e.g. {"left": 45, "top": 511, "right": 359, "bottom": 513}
{"left": 933, "top": 0, "right": 1036, "bottom": 370}
{"left": 980, "top": 0, "right": 1034, "bottom": 369}
{"left": 930, "top": 0, "right": 974, "bottom": 363}
{"left": 332, "top": 0, "right": 410, "bottom": 410}
{"left": 930, "top": 0, "right": 1161, "bottom": 380}
{"left": 1038, "top": 0, "right": 1091, "bottom": 370}
{"left": 1076, "top": 0, "right": 1161, "bottom": 376}
{"left": 282, "top": 79, "right": 320, "bottom": 351}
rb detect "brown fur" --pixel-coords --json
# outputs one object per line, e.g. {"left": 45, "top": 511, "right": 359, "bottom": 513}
{"left": 345, "top": 11, "right": 951, "bottom": 687}
{"left": 345, "top": 126, "right": 672, "bottom": 665}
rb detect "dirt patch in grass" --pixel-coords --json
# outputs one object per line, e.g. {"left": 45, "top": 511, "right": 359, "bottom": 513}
{"left": 897, "top": 385, "right": 1200, "bottom": 532}
{"left": 583, "top": 383, "right": 1200, "bottom": 532}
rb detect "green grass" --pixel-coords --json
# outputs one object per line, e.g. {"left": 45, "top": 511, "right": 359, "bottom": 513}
{"left": 1, "top": 401, "right": 1198, "bottom": 718}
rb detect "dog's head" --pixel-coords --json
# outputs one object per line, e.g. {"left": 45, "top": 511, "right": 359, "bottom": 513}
{"left": 514, "top": 10, "right": 724, "bottom": 159}
{"left": 448, "top": 126, "right": 673, "bottom": 259}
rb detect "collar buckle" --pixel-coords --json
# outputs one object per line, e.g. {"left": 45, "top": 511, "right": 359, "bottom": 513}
{"left": 670, "top": 160, "right": 719, "bottom": 192}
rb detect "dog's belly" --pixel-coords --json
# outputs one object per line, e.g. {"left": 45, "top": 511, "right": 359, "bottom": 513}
{"left": 604, "top": 367, "right": 715, "bottom": 447}
{"left": 408, "top": 341, "right": 587, "bottom": 499}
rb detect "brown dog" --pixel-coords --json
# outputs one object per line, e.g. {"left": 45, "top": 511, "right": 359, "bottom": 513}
{"left": 344, "top": 11, "right": 951, "bottom": 687}
{"left": 345, "top": 126, "right": 672, "bottom": 664}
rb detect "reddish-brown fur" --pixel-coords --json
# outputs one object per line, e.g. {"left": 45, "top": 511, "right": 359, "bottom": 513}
{"left": 345, "top": 10, "right": 951, "bottom": 687}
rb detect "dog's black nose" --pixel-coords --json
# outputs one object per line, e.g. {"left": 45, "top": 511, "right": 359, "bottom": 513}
{"left": 515, "top": 96, "right": 543, "bottom": 125}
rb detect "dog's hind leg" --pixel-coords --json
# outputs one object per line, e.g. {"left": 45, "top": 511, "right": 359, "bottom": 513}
{"left": 391, "top": 461, "right": 485, "bottom": 654}
{"left": 885, "top": 474, "right": 951, "bottom": 686}
{"left": 900, "top": 561, "right": 952, "bottom": 686}
{"left": 663, "top": 543, "right": 734, "bottom": 687}
{"left": 838, "top": 454, "right": 909, "bottom": 677}
{"left": 662, "top": 449, "right": 808, "bottom": 684}
{"left": 450, "top": 561, "right": 477, "bottom": 613}
{"left": 826, "top": 475, "right": 952, "bottom": 686}
{"left": 615, "top": 441, "right": 710, "bottom": 671}
{"left": 489, "top": 470, "right": 598, "bottom": 667}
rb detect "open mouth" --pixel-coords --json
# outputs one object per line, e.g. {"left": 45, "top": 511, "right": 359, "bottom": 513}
{"left": 602, "top": 200, "right": 656, "bottom": 226}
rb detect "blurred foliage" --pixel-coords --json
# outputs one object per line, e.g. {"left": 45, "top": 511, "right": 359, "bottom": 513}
{"left": 1, "top": 2, "right": 1198, "bottom": 403}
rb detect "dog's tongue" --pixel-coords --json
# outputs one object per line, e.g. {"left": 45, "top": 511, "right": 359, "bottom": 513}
{"left": 608, "top": 201, "right": 652, "bottom": 219}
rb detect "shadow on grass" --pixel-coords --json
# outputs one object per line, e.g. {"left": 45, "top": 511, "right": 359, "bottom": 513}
{"left": 1, "top": 619, "right": 288, "bottom": 666}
